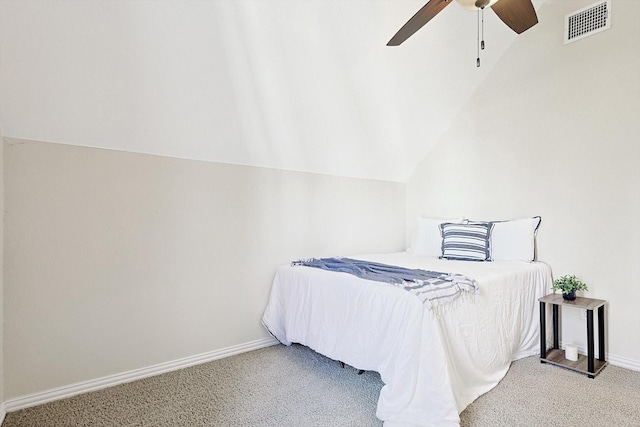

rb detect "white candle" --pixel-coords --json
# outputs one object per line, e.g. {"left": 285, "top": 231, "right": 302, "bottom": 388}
{"left": 565, "top": 344, "right": 578, "bottom": 361}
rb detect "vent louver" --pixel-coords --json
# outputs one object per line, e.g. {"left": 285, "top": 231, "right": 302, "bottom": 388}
{"left": 564, "top": 0, "right": 611, "bottom": 44}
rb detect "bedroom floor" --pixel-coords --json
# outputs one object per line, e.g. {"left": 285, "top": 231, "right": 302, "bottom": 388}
{"left": 4, "top": 344, "right": 640, "bottom": 426}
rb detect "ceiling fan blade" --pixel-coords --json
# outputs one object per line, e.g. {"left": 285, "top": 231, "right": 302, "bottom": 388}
{"left": 387, "top": 0, "right": 453, "bottom": 46}
{"left": 491, "top": 0, "right": 538, "bottom": 34}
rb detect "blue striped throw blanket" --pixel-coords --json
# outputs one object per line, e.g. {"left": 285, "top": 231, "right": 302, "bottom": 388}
{"left": 292, "top": 257, "right": 478, "bottom": 309}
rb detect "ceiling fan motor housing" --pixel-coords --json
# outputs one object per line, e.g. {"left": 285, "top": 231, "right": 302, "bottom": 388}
{"left": 456, "top": 0, "right": 500, "bottom": 11}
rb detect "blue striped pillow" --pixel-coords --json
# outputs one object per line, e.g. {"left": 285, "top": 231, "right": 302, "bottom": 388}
{"left": 439, "top": 222, "right": 494, "bottom": 261}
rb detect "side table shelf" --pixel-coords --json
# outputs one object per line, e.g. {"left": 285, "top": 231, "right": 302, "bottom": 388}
{"left": 539, "top": 293, "right": 608, "bottom": 378}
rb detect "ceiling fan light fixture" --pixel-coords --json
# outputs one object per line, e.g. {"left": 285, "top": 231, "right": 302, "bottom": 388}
{"left": 455, "top": 0, "right": 500, "bottom": 11}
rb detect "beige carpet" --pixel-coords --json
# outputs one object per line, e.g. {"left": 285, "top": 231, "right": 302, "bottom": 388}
{"left": 4, "top": 344, "right": 640, "bottom": 426}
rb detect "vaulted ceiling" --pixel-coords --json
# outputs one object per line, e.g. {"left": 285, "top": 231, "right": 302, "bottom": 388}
{"left": 0, "top": 0, "right": 546, "bottom": 182}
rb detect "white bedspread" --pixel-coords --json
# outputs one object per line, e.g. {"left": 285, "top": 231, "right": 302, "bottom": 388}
{"left": 261, "top": 252, "right": 552, "bottom": 427}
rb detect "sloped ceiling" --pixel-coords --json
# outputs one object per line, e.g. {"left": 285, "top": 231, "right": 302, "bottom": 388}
{"left": 0, "top": 0, "right": 545, "bottom": 182}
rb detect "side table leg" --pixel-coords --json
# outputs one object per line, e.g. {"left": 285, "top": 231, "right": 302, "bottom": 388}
{"left": 540, "top": 301, "right": 546, "bottom": 359}
{"left": 552, "top": 304, "right": 559, "bottom": 349}
{"left": 587, "top": 309, "right": 595, "bottom": 373}
{"left": 598, "top": 305, "right": 606, "bottom": 361}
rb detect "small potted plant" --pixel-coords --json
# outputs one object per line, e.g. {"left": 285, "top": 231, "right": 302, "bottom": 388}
{"left": 552, "top": 275, "right": 588, "bottom": 301}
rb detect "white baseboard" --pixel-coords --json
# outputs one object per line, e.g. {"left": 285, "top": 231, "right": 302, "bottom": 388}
{"left": 0, "top": 402, "right": 6, "bottom": 425}
{"left": 558, "top": 342, "right": 640, "bottom": 372}
{"left": 607, "top": 352, "right": 640, "bottom": 371}
{"left": 4, "top": 336, "right": 279, "bottom": 413}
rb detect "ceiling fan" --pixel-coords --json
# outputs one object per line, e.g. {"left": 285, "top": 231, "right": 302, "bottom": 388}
{"left": 387, "top": 0, "right": 538, "bottom": 46}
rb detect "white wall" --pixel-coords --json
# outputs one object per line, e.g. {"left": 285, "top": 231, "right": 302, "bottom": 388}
{"left": 3, "top": 139, "right": 405, "bottom": 399}
{"left": 406, "top": 0, "right": 640, "bottom": 367}
{"left": 0, "top": 124, "right": 5, "bottom": 420}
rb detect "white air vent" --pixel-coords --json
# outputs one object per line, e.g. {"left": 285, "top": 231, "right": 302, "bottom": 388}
{"left": 564, "top": 0, "right": 611, "bottom": 44}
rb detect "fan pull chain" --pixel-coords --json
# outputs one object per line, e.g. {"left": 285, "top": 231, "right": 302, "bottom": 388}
{"left": 476, "top": 7, "right": 486, "bottom": 67}
{"left": 476, "top": 9, "right": 480, "bottom": 67}
{"left": 481, "top": 8, "right": 485, "bottom": 50}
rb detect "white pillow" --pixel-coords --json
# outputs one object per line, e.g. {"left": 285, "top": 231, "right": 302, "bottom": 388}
{"left": 409, "top": 217, "right": 463, "bottom": 257}
{"left": 491, "top": 217, "right": 541, "bottom": 262}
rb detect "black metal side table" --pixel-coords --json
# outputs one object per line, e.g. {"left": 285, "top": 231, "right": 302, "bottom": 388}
{"left": 539, "top": 293, "right": 607, "bottom": 378}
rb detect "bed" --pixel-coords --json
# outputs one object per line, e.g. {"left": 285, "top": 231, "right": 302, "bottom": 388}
{"left": 261, "top": 219, "right": 552, "bottom": 427}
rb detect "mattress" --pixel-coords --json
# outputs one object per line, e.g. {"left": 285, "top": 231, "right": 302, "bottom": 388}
{"left": 262, "top": 252, "right": 552, "bottom": 427}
